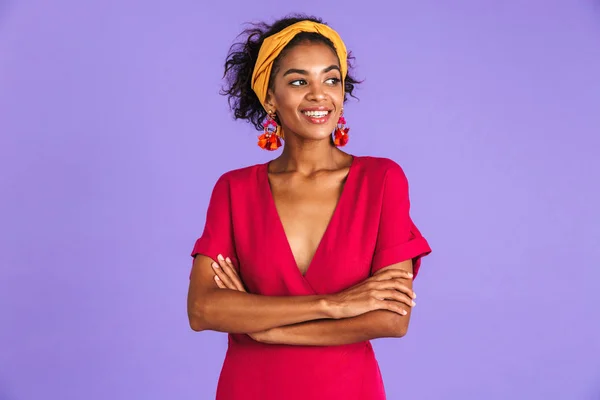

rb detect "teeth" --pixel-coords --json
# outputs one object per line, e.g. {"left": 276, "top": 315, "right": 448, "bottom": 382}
{"left": 303, "top": 111, "right": 329, "bottom": 117}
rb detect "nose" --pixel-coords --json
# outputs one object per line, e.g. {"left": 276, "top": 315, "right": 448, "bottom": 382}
{"left": 306, "top": 82, "right": 326, "bottom": 101}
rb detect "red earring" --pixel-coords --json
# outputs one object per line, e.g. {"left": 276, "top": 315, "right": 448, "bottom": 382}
{"left": 333, "top": 111, "right": 350, "bottom": 147}
{"left": 258, "top": 111, "right": 282, "bottom": 151}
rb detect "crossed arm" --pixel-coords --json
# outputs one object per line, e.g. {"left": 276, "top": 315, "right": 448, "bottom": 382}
{"left": 253, "top": 303, "right": 414, "bottom": 346}
{"left": 187, "top": 254, "right": 416, "bottom": 346}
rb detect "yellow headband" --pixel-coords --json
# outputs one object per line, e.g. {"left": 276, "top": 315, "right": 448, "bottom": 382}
{"left": 251, "top": 21, "right": 348, "bottom": 111}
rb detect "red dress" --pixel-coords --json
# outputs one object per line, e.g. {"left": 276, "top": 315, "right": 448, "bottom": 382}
{"left": 191, "top": 155, "right": 431, "bottom": 400}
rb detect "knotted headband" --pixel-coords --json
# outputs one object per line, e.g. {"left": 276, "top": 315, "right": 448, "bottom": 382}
{"left": 251, "top": 21, "right": 348, "bottom": 111}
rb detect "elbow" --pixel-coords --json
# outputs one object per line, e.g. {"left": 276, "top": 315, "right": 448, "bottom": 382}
{"left": 385, "top": 313, "right": 410, "bottom": 338}
{"left": 188, "top": 300, "right": 209, "bottom": 332}
{"left": 392, "top": 324, "right": 409, "bottom": 338}
{"left": 188, "top": 317, "right": 206, "bottom": 332}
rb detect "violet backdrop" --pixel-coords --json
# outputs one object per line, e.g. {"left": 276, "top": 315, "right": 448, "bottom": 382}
{"left": 1, "top": 1, "right": 599, "bottom": 399}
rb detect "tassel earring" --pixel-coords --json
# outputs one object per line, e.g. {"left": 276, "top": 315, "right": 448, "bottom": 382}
{"left": 258, "top": 111, "right": 282, "bottom": 151}
{"left": 333, "top": 110, "right": 350, "bottom": 147}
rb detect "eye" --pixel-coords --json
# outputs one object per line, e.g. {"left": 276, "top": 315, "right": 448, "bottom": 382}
{"left": 325, "top": 77, "right": 341, "bottom": 85}
{"left": 289, "top": 79, "right": 307, "bottom": 86}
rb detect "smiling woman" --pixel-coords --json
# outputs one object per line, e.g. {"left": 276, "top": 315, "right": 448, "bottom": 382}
{"left": 265, "top": 43, "right": 343, "bottom": 143}
{"left": 187, "top": 14, "right": 432, "bottom": 400}
{"left": 221, "top": 17, "right": 360, "bottom": 150}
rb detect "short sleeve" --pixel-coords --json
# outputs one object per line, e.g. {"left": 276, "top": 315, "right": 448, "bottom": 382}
{"left": 190, "top": 174, "right": 238, "bottom": 267}
{"left": 370, "top": 163, "right": 431, "bottom": 278}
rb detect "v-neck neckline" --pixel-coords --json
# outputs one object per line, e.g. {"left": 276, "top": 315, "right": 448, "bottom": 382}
{"left": 261, "top": 155, "right": 359, "bottom": 280}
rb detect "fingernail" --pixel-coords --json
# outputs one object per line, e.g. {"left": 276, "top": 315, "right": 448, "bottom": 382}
{"left": 408, "top": 273, "right": 413, "bottom": 278}
{"left": 217, "top": 254, "right": 224, "bottom": 261}
{"left": 402, "top": 310, "right": 407, "bottom": 315}
{"left": 226, "top": 257, "right": 232, "bottom": 263}
{"left": 214, "top": 275, "right": 220, "bottom": 281}
{"left": 412, "top": 292, "right": 417, "bottom": 299}
{"left": 211, "top": 262, "right": 219, "bottom": 269}
{"left": 412, "top": 301, "right": 416, "bottom": 307}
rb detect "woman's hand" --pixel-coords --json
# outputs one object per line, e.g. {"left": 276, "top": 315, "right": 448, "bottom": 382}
{"left": 326, "top": 269, "right": 416, "bottom": 319}
{"left": 211, "top": 254, "right": 246, "bottom": 292}
{"left": 211, "top": 253, "right": 414, "bottom": 327}
{"left": 211, "top": 254, "right": 272, "bottom": 342}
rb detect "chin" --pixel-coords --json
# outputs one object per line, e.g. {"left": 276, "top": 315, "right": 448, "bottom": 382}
{"left": 297, "top": 123, "right": 337, "bottom": 140}
{"left": 298, "top": 129, "right": 334, "bottom": 142}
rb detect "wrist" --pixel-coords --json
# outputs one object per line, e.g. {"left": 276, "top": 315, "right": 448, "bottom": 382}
{"left": 261, "top": 327, "right": 280, "bottom": 344}
{"left": 318, "top": 295, "right": 340, "bottom": 319}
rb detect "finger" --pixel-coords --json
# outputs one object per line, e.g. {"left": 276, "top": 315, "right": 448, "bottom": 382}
{"left": 225, "top": 257, "right": 246, "bottom": 292}
{"left": 211, "top": 261, "right": 236, "bottom": 289}
{"left": 214, "top": 275, "right": 226, "bottom": 289}
{"left": 220, "top": 255, "right": 243, "bottom": 290}
{"left": 367, "top": 278, "right": 415, "bottom": 299}
{"left": 373, "top": 269, "right": 413, "bottom": 281}
{"left": 391, "top": 280, "right": 416, "bottom": 299}
{"left": 374, "top": 289, "right": 416, "bottom": 308}
{"left": 380, "top": 300, "right": 408, "bottom": 316}
{"left": 373, "top": 280, "right": 416, "bottom": 299}
{"left": 218, "top": 254, "right": 245, "bottom": 292}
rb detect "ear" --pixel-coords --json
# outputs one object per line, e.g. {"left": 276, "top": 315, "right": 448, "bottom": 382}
{"left": 264, "top": 89, "right": 277, "bottom": 112}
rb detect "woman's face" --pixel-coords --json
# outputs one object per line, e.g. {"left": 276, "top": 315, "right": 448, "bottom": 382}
{"left": 266, "top": 41, "right": 344, "bottom": 142}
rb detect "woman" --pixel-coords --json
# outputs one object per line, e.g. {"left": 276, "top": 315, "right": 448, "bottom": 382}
{"left": 187, "top": 14, "right": 432, "bottom": 400}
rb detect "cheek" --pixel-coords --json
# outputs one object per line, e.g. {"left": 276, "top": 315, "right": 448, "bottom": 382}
{"left": 328, "top": 86, "right": 344, "bottom": 108}
{"left": 273, "top": 87, "right": 298, "bottom": 108}
{"left": 274, "top": 95, "right": 302, "bottom": 122}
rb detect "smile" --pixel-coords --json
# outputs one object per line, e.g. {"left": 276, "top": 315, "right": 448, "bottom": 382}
{"left": 301, "top": 110, "right": 332, "bottom": 124}
{"left": 303, "top": 110, "right": 330, "bottom": 117}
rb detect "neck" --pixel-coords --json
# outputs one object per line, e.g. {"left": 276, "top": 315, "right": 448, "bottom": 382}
{"left": 270, "top": 134, "right": 348, "bottom": 176}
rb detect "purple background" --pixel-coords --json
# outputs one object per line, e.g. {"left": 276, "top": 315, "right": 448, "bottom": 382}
{"left": 1, "top": 1, "right": 599, "bottom": 399}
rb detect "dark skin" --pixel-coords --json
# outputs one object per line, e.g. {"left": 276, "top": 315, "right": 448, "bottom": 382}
{"left": 187, "top": 42, "right": 417, "bottom": 345}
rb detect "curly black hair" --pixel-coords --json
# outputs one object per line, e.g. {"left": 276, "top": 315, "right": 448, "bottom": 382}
{"left": 220, "top": 14, "right": 361, "bottom": 131}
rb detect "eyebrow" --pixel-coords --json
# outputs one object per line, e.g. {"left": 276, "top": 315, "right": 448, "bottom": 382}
{"left": 282, "top": 65, "right": 340, "bottom": 77}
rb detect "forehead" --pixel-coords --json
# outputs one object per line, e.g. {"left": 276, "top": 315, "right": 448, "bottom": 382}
{"left": 277, "top": 41, "right": 340, "bottom": 70}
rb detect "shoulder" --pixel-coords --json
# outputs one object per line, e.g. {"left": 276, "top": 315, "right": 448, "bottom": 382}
{"left": 210, "top": 162, "right": 264, "bottom": 192}
{"left": 218, "top": 163, "right": 263, "bottom": 182}
{"left": 356, "top": 155, "right": 408, "bottom": 184}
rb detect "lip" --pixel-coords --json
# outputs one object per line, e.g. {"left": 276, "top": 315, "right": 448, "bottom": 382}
{"left": 300, "top": 109, "right": 332, "bottom": 125}
{"left": 301, "top": 106, "right": 332, "bottom": 112}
